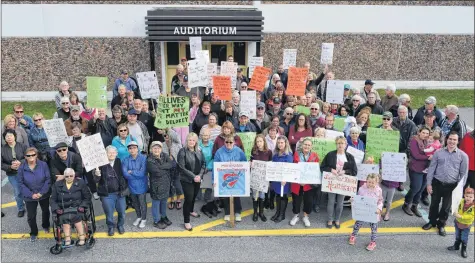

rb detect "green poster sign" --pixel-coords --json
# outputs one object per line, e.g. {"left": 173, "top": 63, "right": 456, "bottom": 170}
{"left": 296, "top": 105, "right": 310, "bottom": 116}
{"left": 333, "top": 118, "right": 346, "bottom": 132}
{"left": 237, "top": 132, "right": 256, "bottom": 161}
{"left": 86, "top": 77, "right": 108, "bottom": 109}
{"left": 154, "top": 96, "right": 190, "bottom": 129}
{"left": 306, "top": 137, "right": 336, "bottom": 160}
{"left": 369, "top": 114, "right": 383, "bottom": 128}
{"left": 365, "top": 127, "right": 400, "bottom": 163}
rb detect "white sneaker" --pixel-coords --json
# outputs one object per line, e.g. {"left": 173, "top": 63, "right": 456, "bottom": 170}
{"left": 139, "top": 220, "right": 147, "bottom": 228}
{"left": 133, "top": 218, "right": 142, "bottom": 226}
{"left": 93, "top": 192, "right": 99, "bottom": 200}
{"left": 302, "top": 216, "right": 311, "bottom": 227}
{"left": 224, "top": 215, "right": 230, "bottom": 221}
{"left": 289, "top": 214, "right": 300, "bottom": 226}
{"left": 235, "top": 213, "right": 242, "bottom": 222}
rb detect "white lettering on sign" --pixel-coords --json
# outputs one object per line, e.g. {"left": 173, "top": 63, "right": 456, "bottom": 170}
{"left": 174, "top": 27, "right": 237, "bottom": 35}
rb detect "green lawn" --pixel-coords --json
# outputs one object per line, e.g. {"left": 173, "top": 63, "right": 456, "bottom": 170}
{"left": 1, "top": 101, "right": 57, "bottom": 120}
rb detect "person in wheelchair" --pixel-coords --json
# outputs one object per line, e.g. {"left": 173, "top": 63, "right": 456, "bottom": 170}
{"left": 50, "top": 168, "right": 91, "bottom": 246}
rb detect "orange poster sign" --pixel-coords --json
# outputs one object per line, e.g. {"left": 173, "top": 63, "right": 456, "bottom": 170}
{"left": 249, "top": 66, "right": 271, "bottom": 92}
{"left": 286, "top": 67, "right": 308, "bottom": 96}
{"left": 212, "top": 75, "right": 232, "bottom": 101}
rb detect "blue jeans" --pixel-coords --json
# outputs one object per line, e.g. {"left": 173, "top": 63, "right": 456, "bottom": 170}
{"left": 455, "top": 220, "right": 471, "bottom": 244}
{"left": 152, "top": 198, "right": 168, "bottom": 223}
{"left": 251, "top": 189, "right": 265, "bottom": 199}
{"left": 8, "top": 175, "right": 24, "bottom": 212}
{"left": 404, "top": 171, "right": 426, "bottom": 205}
{"left": 100, "top": 193, "right": 126, "bottom": 229}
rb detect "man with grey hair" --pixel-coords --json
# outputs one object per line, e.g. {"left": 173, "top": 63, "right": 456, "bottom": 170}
{"left": 349, "top": 94, "right": 362, "bottom": 116}
{"left": 360, "top": 79, "right": 381, "bottom": 104}
{"left": 381, "top": 84, "right": 399, "bottom": 112}
{"left": 439, "top": 105, "right": 467, "bottom": 144}
{"left": 355, "top": 91, "right": 384, "bottom": 116}
{"left": 413, "top": 96, "right": 444, "bottom": 126}
{"left": 390, "top": 93, "right": 413, "bottom": 120}
{"left": 393, "top": 105, "right": 418, "bottom": 153}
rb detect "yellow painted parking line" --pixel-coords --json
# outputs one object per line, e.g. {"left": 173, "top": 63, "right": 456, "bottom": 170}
{"left": 1, "top": 202, "right": 16, "bottom": 209}
{"left": 2, "top": 227, "right": 473, "bottom": 240}
{"left": 339, "top": 198, "right": 406, "bottom": 229}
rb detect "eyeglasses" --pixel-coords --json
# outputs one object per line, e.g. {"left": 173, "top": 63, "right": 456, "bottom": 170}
{"left": 311, "top": 108, "right": 318, "bottom": 110}
{"left": 15, "top": 111, "right": 24, "bottom": 113}
{"left": 257, "top": 107, "right": 264, "bottom": 110}
{"left": 286, "top": 113, "right": 293, "bottom": 115}
{"left": 241, "top": 86, "right": 248, "bottom": 88}
{"left": 34, "top": 119, "right": 42, "bottom": 122}
{"left": 61, "top": 102, "right": 69, "bottom": 105}
{"left": 119, "top": 129, "right": 128, "bottom": 132}
{"left": 56, "top": 148, "right": 67, "bottom": 152}
{"left": 383, "top": 118, "right": 391, "bottom": 121}
{"left": 64, "top": 175, "right": 73, "bottom": 178}
{"left": 25, "top": 154, "right": 36, "bottom": 157}
{"left": 352, "top": 100, "right": 359, "bottom": 102}
{"left": 225, "top": 141, "right": 234, "bottom": 144}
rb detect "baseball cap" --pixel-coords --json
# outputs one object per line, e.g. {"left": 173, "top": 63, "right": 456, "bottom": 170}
{"left": 55, "top": 142, "right": 68, "bottom": 150}
{"left": 71, "top": 105, "right": 80, "bottom": 111}
{"left": 120, "top": 70, "right": 128, "bottom": 75}
{"left": 150, "top": 141, "right": 163, "bottom": 149}
{"left": 127, "top": 109, "right": 139, "bottom": 115}
{"left": 181, "top": 57, "right": 187, "bottom": 61}
{"left": 273, "top": 97, "right": 281, "bottom": 104}
{"left": 382, "top": 111, "right": 393, "bottom": 118}
{"left": 127, "top": 141, "right": 138, "bottom": 148}
{"left": 239, "top": 111, "right": 249, "bottom": 118}
{"left": 365, "top": 79, "right": 375, "bottom": 85}
{"left": 344, "top": 84, "right": 351, "bottom": 90}
{"left": 257, "top": 102, "right": 265, "bottom": 109}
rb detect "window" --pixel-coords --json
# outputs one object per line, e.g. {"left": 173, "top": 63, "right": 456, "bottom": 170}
{"left": 185, "top": 44, "right": 192, "bottom": 61}
{"left": 210, "top": 44, "right": 228, "bottom": 65}
{"left": 166, "top": 42, "right": 179, "bottom": 66}
{"left": 233, "top": 42, "right": 246, "bottom": 66}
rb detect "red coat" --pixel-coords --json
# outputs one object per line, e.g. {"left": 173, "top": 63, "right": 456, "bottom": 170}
{"left": 460, "top": 132, "right": 474, "bottom": 171}
{"left": 291, "top": 151, "right": 320, "bottom": 194}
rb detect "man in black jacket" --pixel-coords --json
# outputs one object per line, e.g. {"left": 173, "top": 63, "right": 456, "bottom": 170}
{"left": 88, "top": 108, "right": 115, "bottom": 147}
{"left": 355, "top": 92, "right": 384, "bottom": 116}
{"left": 191, "top": 102, "right": 211, "bottom": 135}
{"left": 49, "top": 142, "right": 83, "bottom": 182}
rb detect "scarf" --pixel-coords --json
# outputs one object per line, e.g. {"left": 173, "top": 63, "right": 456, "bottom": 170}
{"left": 412, "top": 135, "right": 427, "bottom": 153}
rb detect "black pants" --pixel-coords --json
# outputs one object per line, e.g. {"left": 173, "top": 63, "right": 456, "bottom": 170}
{"left": 25, "top": 198, "right": 50, "bottom": 236}
{"left": 182, "top": 181, "right": 200, "bottom": 223}
{"left": 429, "top": 178, "right": 457, "bottom": 227}
{"left": 313, "top": 185, "right": 323, "bottom": 208}
{"left": 292, "top": 187, "right": 315, "bottom": 215}
{"left": 464, "top": 170, "right": 475, "bottom": 190}
{"left": 223, "top": 197, "right": 242, "bottom": 215}
{"left": 84, "top": 171, "right": 97, "bottom": 193}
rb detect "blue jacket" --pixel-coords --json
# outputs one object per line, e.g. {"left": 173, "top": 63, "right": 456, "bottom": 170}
{"left": 121, "top": 153, "right": 148, "bottom": 194}
{"left": 213, "top": 145, "right": 247, "bottom": 181}
{"left": 113, "top": 78, "right": 138, "bottom": 97}
{"left": 346, "top": 136, "right": 365, "bottom": 151}
{"left": 28, "top": 127, "right": 50, "bottom": 153}
{"left": 271, "top": 152, "right": 293, "bottom": 194}
{"left": 236, "top": 122, "right": 257, "bottom": 133}
{"left": 17, "top": 115, "right": 34, "bottom": 133}
{"left": 112, "top": 135, "right": 136, "bottom": 161}
{"left": 17, "top": 160, "right": 51, "bottom": 201}
{"left": 199, "top": 139, "right": 214, "bottom": 171}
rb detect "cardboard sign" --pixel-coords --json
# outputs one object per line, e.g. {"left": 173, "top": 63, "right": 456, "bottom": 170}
{"left": 248, "top": 57, "right": 263, "bottom": 78}
{"left": 76, "top": 133, "right": 109, "bottom": 172}
{"left": 283, "top": 49, "right": 297, "bottom": 69}
{"left": 325, "top": 130, "right": 344, "bottom": 140}
{"left": 451, "top": 179, "right": 465, "bottom": 214}
{"left": 86, "top": 76, "right": 107, "bottom": 109}
{"left": 265, "top": 162, "right": 284, "bottom": 182}
{"left": 381, "top": 152, "right": 407, "bottom": 182}
{"left": 322, "top": 171, "right": 358, "bottom": 196}
{"left": 207, "top": 63, "right": 218, "bottom": 88}
{"left": 43, "top": 119, "right": 69, "bottom": 147}
{"left": 236, "top": 132, "right": 256, "bottom": 161}
{"left": 265, "top": 162, "right": 300, "bottom": 183}
{"left": 325, "top": 80, "right": 345, "bottom": 104}
{"left": 250, "top": 160, "right": 269, "bottom": 193}
{"left": 212, "top": 76, "right": 232, "bottom": 101}
{"left": 365, "top": 128, "right": 400, "bottom": 163}
{"left": 214, "top": 162, "right": 250, "bottom": 197}
{"left": 154, "top": 96, "right": 190, "bottom": 129}
{"left": 189, "top": 36, "right": 202, "bottom": 58}
{"left": 320, "top": 43, "right": 334, "bottom": 65}
{"left": 195, "top": 50, "right": 210, "bottom": 63}
{"left": 347, "top": 146, "right": 365, "bottom": 164}
{"left": 136, "top": 71, "right": 160, "bottom": 99}
{"left": 220, "top": 61, "right": 238, "bottom": 91}
{"left": 287, "top": 67, "right": 308, "bottom": 96}
{"left": 248, "top": 66, "right": 271, "bottom": 92}
{"left": 369, "top": 114, "right": 383, "bottom": 128}
{"left": 240, "top": 91, "right": 257, "bottom": 119}
{"left": 307, "top": 138, "right": 336, "bottom": 160}
{"left": 298, "top": 162, "right": 322, "bottom": 184}
{"left": 356, "top": 163, "right": 379, "bottom": 181}
{"left": 352, "top": 195, "right": 378, "bottom": 223}
{"left": 333, "top": 118, "right": 346, "bottom": 132}
{"left": 187, "top": 59, "right": 208, "bottom": 88}
{"left": 296, "top": 105, "right": 310, "bottom": 116}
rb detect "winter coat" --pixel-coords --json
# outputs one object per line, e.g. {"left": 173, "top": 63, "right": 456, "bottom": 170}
{"left": 121, "top": 153, "right": 148, "bottom": 195}
{"left": 191, "top": 112, "right": 210, "bottom": 135}
{"left": 28, "top": 127, "right": 50, "bottom": 154}
{"left": 64, "top": 117, "right": 89, "bottom": 136}
{"left": 439, "top": 116, "right": 468, "bottom": 146}
{"left": 147, "top": 152, "right": 173, "bottom": 200}
{"left": 271, "top": 152, "right": 293, "bottom": 194}
{"left": 94, "top": 158, "right": 128, "bottom": 197}
{"left": 2, "top": 126, "right": 29, "bottom": 147}
{"left": 413, "top": 105, "right": 444, "bottom": 126}
{"left": 112, "top": 135, "right": 136, "bottom": 161}
{"left": 321, "top": 150, "right": 358, "bottom": 177}
{"left": 177, "top": 147, "right": 206, "bottom": 184}
{"left": 212, "top": 134, "right": 244, "bottom": 156}
{"left": 213, "top": 145, "right": 247, "bottom": 181}
{"left": 53, "top": 108, "right": 71, "bottom": 121}
{"left": 199, "top": 140, "right": 214, "bottom": 171}
{"left": 346, "top": 136, "right": 365, "bottom": 151}
{"left": 235, "top": 122, "right": 258, "bottom": 133}
{"left": 48, "top": 151, "right": 83, "bottom": 182}
{"left": 291, "top": 151, "right": 319, "bottom": 194}
{"left": 357, "top": 183, "right": 384, "bottom": 222}
{"left": 88, "top": 117, "right": 116, "bottom": 148}
{"left": 17, "top": 160, "right": 51, "bottom": 201}
{"left": 50, "top": 178, "right": 91, "bottom": 212}
{"left": 392, "top": 117, "right": 418, "bottom": 153}
{"left": 460, "top": 132, "right": 475, "bottom": 171}
{"left": 1, "top": 142, "right": 28, "bottom": 176}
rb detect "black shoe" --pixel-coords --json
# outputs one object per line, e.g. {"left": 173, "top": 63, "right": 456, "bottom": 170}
{"left": 1, "top": 212, "right": 4, "bottom": 217}
{"left": 402, "top": 204, "right": 414, "bottom": 216}
{"left": 118, "top": 226, "right": 125, "bottom": 234}
{"left": 274, "top": 199, "right": 287, "bottom": 223}
{"left": 258, "top": 199, "right": 267, "bottom": 222}
{"left": 397, "top": 184, "right": 404, "bottom": 192}
{"left": 108, "top": 228, "right": 114, "bottom": 236}
{"left": 421, "top": 197, "right": 430, "bottom": 206}
{"left": 162, "top": 217, "right": 172, "bottom": 226}
{"left": 448, "top": 241, "right": 461, "bottom": 251}
{"left": 461, "top": 243, "right": 468, "bottom": 258}
{"left": 438, "top": 227, "right": 446, "bottom": 236}
{"left": 333, "top": 221, "right": 341, "bottom": 229}
{"left": 422, "top": 223, "right": 435, "bottom": 230}
{"left": 264, "top": 198, "right": 270, "bottom": 210}
{"left": 411, "top": 205, "right": 422, "bottom": 217}
{"left": 17, "top": 210, "right": 25, "bottom": 218}
{"left": 252, "top": 201, "right": 259, "bottom": 222}
{"left": 269, "top": 201, "right": 275, "bottom": 210}
{"left": 157, "top": 220, "right": 167, "bottom": 229}
{"left": 271, "top": 197, "right": 281, "bottom": 222}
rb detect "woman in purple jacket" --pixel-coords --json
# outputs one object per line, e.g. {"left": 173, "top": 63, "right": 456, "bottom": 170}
{"left": 402, "top": 127, "right": 431, "bottom": 217}
{"left": 17, "top": 147, "right": 51, "bottom": 242}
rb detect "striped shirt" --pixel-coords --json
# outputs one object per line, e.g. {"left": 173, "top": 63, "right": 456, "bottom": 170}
{"left": 200, "top": 124, "right": 221, "bottom": 141}
{"left": 427, "top": 147, "right": 469, "bottom": 186}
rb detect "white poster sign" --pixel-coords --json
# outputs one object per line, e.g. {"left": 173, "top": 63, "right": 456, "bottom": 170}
{"left": 298, "top": 162, "right": 321, "bottom": 184}
{"left": 347, "top": 146, "right": 365, "bottom": 164}
{"left": 43, "top": 119, "right": 69, "bottom": 147}
{"left": 325, "top": 130, "right": 344, "bottom": 140}
{"left": 248, "top": 57, "right": 264, "bottom": 78}
{"left": 265, "top": 162, "right": 284, "bottom": 182}
{"left": 381, "top": 152, "right": 407, "bottom": 182}
{"left": 136, "top": 71, "right": 160, "bottom": 99}
{"left": 322, "top": 171, "right": 358, "bottom": 196}
{"left": 207, "top": 63, "right": 218, "bottom": 88}
{"left": 325, "top": 80, "right": 345, "bottom": 104}
{"left": 320, "top": 43, "right": 335, "bottom": 65}
{"left": 220, "top": 61, "right": 238, "bottom": 91}
{"left": 265, "top": 162, "right": 300, "bottom": 183}
{"left": 283, "top": 49, "right": 297, "bottom": 70}
{"left": 250, "top": 160, "right": 269, "bottom": 193}
{"left": 352, "top": 195, "right": 378, "bottom": 224}
{"left": 189, "top": 37, "right": 202, "bottom": 58}
{"left": 356, "top": 164, "right": 380, "bottom": 181}
{"left": 240, "top": 90, "right": 257, "bottom": 119}
{"left": 187, "top": 59, "right": 208, "bottom": 88}
{"left": 451, "top": 179, "right": 465, "bottom": 214}
{"left": 195, "top": 50, "right": 210, "bottom": 63}
{"left": 76, "top": 133, "right": 109, "bottom": 172}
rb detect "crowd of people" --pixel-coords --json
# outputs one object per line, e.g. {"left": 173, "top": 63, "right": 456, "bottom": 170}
{"left": 1, "top": 56, "right": 474, "bottom": 256}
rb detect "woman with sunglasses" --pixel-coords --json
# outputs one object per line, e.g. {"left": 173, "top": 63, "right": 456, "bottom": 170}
{"left": 112, "top": 123, "right": 136, "bottom": 161}
{"left": 28, "top": 113, "right": 50, "bottom": 161}
{"left": 3, "top": 114, "right": 29, "bottom": 147}
{"left": 212, "top": 121, "right": 244, "bottom": 156}
{"left": 17, "top": 147, "right": 51, "bottom": 241}
{"left": 270, "top": 136, "right": 293, "bottom": 223}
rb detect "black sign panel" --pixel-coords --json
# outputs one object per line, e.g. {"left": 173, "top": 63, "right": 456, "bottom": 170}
{"left": 146, "top": 8, "right": 264, "bottom": 42}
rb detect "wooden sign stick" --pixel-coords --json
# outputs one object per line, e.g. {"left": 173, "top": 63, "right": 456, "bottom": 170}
{"left": 229, "top": 196, "right": 235, "bottom": 228}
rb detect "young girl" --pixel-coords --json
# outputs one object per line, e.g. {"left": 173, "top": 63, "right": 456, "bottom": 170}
{"left": 349, "top": 173, "right": 383, "bottom": 251}
{"left": 424, "top": 130, "right": 442, "bottom": 157}
{"left": 448, "top": 187, "right": 474, "bottom": 258}
{"left": 250, "top": 135, "right": 273, "bottom": 222}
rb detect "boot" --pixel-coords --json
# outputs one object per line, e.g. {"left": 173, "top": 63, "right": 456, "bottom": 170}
{"left": 275, "top": 198, "right": 288, "bottom": 223}
{"left": 252, "top": 200, "right": 259, "bottom": 222}
{"left": 271, "top": 196, "right": 281, "bottom": 222}
{"left": 258, "top": 198, "right": 267, "bottom": 222}
{"left": 264, "top": 193, "right": 270, "bottom": 209}
{"left": 269, "top": 190, "right": 275, "bottom": 210}
{"left": 461, "top": 243, "right": 468, "bottom": 258}
{"left": 447, "top": 240, "right": 461, "bottom": 251}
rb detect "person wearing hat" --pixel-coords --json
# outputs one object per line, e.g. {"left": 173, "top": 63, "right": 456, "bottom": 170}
{"left": 236, "top": 111, "right": 257, "bottom": 133}
{"left": 126, "top": 109, "right": 150, "bottom": 154}
{"left": 250, "top": 102, "right": 270, "bottom": 133}
{"left": 381, "top": 84, "right": 399, "bottom": 112}
{"left": 377, "top": 111, "right": 397, "bottom": 130}
{"left": 359, "top": 79, "right": 381, "bottom": 105}
{"left": 180, "top": 57, "right": 188, "bottom": 74}
{"left": 64, "top": 105, "right": 89, "bottom": 136}
{"left": 49, "top": 142, "right": 83, "bottom": 182}
{"left": 122, "top": 141, "right": 148, "bottom": 228}
{"left": 53, "top": 97, "right": 71, "bottom": 121}
{"left": 343, "top": 84, "right": 352, "bottom": 106}
{"left": 266, "top": 97, "right": 284, "bottom": 120}
{"left": 113, "top": 70, "right": 138, "bottom": 98}
{"left": 236, "top": 68, "right": 249, "bottom": 90}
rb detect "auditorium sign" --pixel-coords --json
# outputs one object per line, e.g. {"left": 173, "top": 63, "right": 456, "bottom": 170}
{"left": 174, "top": 26, "right": 237, "bottom": 35}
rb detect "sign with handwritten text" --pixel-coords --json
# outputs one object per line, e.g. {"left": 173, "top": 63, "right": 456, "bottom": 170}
{"left": 352, "top": 195, "right": 378, "bottom": 223}
{"left": 369, "top": 114, "right": 383, "bottom": 128}
{"left": 381, "top": 152, "right": 407, "bottom": 182}
{"left": 212, "top": 76, "right": 232, "bottom": 101}
{"left": 189, "top": 36, "right": 202, "bottom": 58}
{"left": 237, "top": 132, "right": 256, "bottom": 160}
{"left": 187, "top": 59, "right": 208, "bottom": 88}
{"left": 136, "top": 71, "right": 160, "bottom": 99}
{"left": 325, "top": 80, "right": 345, "bottom": 104}
{"left": 249, "top": 66, "right": 271, "bottom": 92}
{"left": 154, "top": 96, "right": 189, "bottom": 129}
{"left": 365, "top": 128, "right": 400, "bottom": 163}
{"left": 240, "top": 91, "right": 257, "bottom": 119}
{"left": 86, "top": 76, "right": 107, "bottom": 109}
{"left": 195, "top": 50, "right": 210, "bottom": 63}
{"left": 43, "top": 119, "right": 69, "bottom": 147}
{"left": 298, "top": 162, "right": 321, "bottom": 184}
{"left": 250, "top": 160, "right": 269, "bottom": 193}
{"left": 320, "top": 43, "right": 334, "bottom": 65}
{"left": 207, "top": 63, "right": 218, "bottom": 88}
{"left": 322, "top": 171, "right": 358, "bottom": 196}
{"left": 287, "top": 67, "right": 308, "bottom": 96}
{"left": 283, "top": 49, "right": 297, "bottom": 69}
{"left": 307, "top": 138, "right": 336, "bottom": 160}
{"left": 356, "top": 163, "right": 379, "bottom": 181}
{"left": 248, "top": 57, "right": 263, "bottom": 78}
{"left": 76, "top": 133, "right": 109, "bottom": 172}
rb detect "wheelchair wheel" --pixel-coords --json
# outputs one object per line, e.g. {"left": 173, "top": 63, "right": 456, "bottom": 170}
{"left": 86, "top": 237, "right": 96, "bottom": 249}
{"left": 50, "top": 244, "right": 63, "bottom": 255}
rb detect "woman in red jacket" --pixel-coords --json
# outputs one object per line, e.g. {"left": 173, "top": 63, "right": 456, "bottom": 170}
{"left": 288, "top": 113, "right": 313, "bottom": 152}
{"left": 289, "top": 138, "right": 319, "bottom": 227}
{"left": 460, "top": 131, "right": 474, "bottom": 190}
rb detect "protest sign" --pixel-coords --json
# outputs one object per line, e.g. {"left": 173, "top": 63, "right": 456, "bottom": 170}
{"left": 154, "top": 96, "right": 190, "bottom": 129}
{"left": 322, "top": 171, "right": 358, "bottom": 196}
{"left": 248, "top": 57, "right": 263, "bottom": 78}
{"left": 212, "top": 76, "right": 232, "bottom": 101}
{"left": 356, "top": 163, "right": 379, "bottom": 181}
{"left": 189, "top": 36, "right": 201, "bottom": 58}
{"left": 76, "top": 133, "right": 109, "bottom": 172}
{"left": 264, "top": 162, "right": 300, "bottom": 183}
{"left": 240, "top": 91, "right": 257, "bottom": 119}
{"left": 296, "top": 105, "right": 310, "bottom": 116}
{"left": 287, "top": 67, "right": 308, "bottom": 96}
{"left": 43, "top": 119, "right": 69, "bottom": 147}
{"left": 320, "top": 43, "right": 335, "bottom": 65}
{"left": 369, "top": 114, "right": 383, "bottom": 128}
{"left": 451, "top": 179, "right": 465, "bottom": 214}
{"left": 347, "top": 146, "right": 365, "bottom": 164}
{"left": 195, "top": 50, "right": 210, "bottom": 63}
{"left": 333, "top": 118, "right": 346, "bottom": 132}
{"left": 237, "top": 132, "right": 256, "bottom": 160}
{"left": 365, "top": 128, "right": 400, "bottom": 163}
{"left": 86, "top": 76, "right": 107, "bottom": 109}
{"left": 283, "top": 49, "right": 297, "bottom": 69}
{"left": 250, "top": 160, "right": 269, "bottom": 193}
{"left": 352, "top": 195, "right": 378, "bottom": 223}
{"left": 187, "top": 59, "right": 208, "bottom": 88}
{"left": 265, "top": 162, "right": 284, "bottom": 182}
{"left": 381, "top": 152, "right": 407, "bottom": 182}
{"left": 136, "top": 71, "right": 160, "bottom": 99}
{"left": 325, "top": 130, "right": 344, "bottom": 140}
{"left": 248, "top": 66, "right": 271, "bottom": 92}
{"left": 221, "top": 61, "right": 238, "bottom": 90}
{"left": 325, "top": 80, "right": 345, "bottom": 104}
{"left": 298, "top": 162, "right": 321, "bottom": 184}
{"left": 200, "top": 171, "right": 213, "bottom": 189}
{"left": 307, "top": 138, "right": 336, "bottom": 160}
{"left": 214, "top": 162, "right": 250, "bottom": 197}
{"left": 207, "top": 63, "right": 217, "bottom": 88}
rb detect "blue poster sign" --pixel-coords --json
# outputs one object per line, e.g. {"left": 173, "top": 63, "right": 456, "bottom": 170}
{"left": 213, "top": 162, "right": 250, "bottom": 197}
